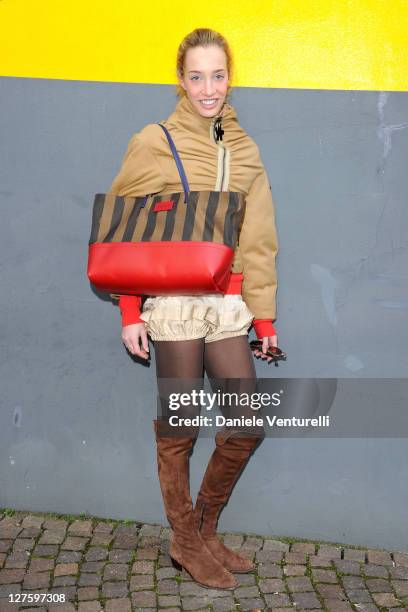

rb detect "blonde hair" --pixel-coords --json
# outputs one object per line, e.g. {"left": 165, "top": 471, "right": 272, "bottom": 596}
{"left": 175, "top": 28, "right": 233, "bottom": 100}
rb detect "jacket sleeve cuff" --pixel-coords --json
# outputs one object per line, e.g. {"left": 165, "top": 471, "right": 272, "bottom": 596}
{"left": 118, "top": 295, "right": 143, "bottom": 327}
{"left": 253, "top": 319, "right": 277, "bottom": 339}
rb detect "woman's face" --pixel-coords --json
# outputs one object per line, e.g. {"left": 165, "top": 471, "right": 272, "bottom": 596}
{"left": 179, "top": 45, "right": 229, "bottom": 118}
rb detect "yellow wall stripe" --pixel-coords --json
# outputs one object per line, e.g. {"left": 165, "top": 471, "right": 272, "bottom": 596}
{"left": 1, "top": 0, "right": 407, "bottom": 91}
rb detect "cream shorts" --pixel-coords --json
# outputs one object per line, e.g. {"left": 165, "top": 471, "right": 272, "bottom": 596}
{"left": 139, "top": 294, "right": 254, "bottom": 343}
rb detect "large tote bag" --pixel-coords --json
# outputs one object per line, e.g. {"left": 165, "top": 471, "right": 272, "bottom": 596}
{"left": 87, "top": 123, "right": 246, "bottom": 296}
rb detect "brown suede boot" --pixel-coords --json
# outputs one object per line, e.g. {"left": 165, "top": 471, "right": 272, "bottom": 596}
{"left": 153, "top": 419, "right": 237, "bottom": 590}
{"left": 193, "top": 427, "right": 265, "bottom": 572}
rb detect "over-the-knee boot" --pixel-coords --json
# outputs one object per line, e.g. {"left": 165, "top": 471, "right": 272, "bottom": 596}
{"left": 153, "top": 419, "right": 237, "bottom": 589}
{"left": 193, "top": 428, "right": 265, "bottom": 572}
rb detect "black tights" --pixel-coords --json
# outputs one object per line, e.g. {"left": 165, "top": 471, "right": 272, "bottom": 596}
{"left": 153, "top": 335, "right": 263, "bottom": 436}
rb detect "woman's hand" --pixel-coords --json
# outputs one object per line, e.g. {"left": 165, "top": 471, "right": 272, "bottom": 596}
{"left": 121, "top": 322, "right": 150, "bottom": 360}
{"left": 251, "top": 335, "right": 278, "bottom": 363}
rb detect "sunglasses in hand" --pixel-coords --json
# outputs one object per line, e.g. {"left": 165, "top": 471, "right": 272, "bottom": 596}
{"left": 249, "top": 340, "right": 287, "bottom": 365}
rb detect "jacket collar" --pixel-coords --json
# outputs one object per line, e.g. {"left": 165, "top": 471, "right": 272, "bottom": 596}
{"left": 167, "top": 94, "right": 238, "bottom": 141}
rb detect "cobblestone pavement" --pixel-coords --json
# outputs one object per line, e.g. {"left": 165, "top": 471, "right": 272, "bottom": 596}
{"left": 0, "top": 511, "right": 407, "bottom": 612}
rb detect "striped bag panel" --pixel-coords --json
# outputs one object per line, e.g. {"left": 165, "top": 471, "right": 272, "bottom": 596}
{"left": 89, "top": 190, "right": 246, "bottom": 249}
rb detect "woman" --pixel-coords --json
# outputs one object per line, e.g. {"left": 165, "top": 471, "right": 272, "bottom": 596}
{"left": 108, "top": 28, "right": 279, "bottom": 590}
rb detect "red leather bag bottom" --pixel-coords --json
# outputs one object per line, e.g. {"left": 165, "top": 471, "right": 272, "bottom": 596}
{"left": 87, "top": 241, "right": 234, "bottom": 295}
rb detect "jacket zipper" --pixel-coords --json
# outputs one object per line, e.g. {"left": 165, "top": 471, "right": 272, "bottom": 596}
{"left": 210, "top": 117, "right": 227, "bottom": 191}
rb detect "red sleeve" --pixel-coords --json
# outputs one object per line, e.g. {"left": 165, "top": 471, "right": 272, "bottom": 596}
{"left": 118, "top": 295, "right": 143, "bottom": 327}
{"left": 253, "top": 319, "right": 277, "bottom": 339}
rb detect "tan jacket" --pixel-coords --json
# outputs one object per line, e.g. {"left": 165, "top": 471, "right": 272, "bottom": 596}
{"left": 107, "top": 94, "right": 279, "bottom": 320}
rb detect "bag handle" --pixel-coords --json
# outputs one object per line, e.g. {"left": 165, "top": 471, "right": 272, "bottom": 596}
{"left": 157, "top": 123, "right": 190, "bottom": 203}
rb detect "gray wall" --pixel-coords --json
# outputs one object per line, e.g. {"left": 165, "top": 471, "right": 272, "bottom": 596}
{"left": 1, "top": 76, "right": 407, "bottom": 550}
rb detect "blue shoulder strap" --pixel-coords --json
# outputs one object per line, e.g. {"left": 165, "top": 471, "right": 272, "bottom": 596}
{"left": 157, "top": 123, "right": 190, "bottom": 203}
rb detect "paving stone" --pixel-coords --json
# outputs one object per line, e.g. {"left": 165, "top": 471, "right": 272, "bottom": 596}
{"left": 333, "top": 560, "right": 361, "bottom": 575}
{"left": 49, "top": 585, "right": 77, "bottom": 600}
{"left": 263, "top": 539, "right": 290, "bottom": 552}
{"left": 156, "top": 578, "right": 179, "bottom": 594}
{"left": 157, "top": 594, "right": 181, "bottom": 607}
{"left": 256, "top": 550, "right": 284, "bottom": 563}
{"left": 286, "top": 576, "right": 314, "bottom": 592}
{"left": 179, "top": 580, "right": 229, "bottom": 596}
{"left": 111, "top": 535, "right": 139, "bottom": 550}
{"left": 85, "top": 547, "right": 109, "bottom": 561}
{"left": 366, "top": 549, "right": 393, "bottom": 565}
{"left": 138, "top": 524, "right": 161, "bottom": 538}
{"left": 102, "top": 581, "right": 129, "bottom": 598}
{"left": 53, "top": 575, "right": 77, "bottom": 586}
{"left": 108, "top": 549, "right": 133, "bottom": 564}
{"left": 234, "top": 585, "right": 260, "bottom": 598}
{"left": 283, "top": 564, "right": 307, "bottom": 576}
{"left": 258, "top": 578, "right": 286, "bottom": 593}
{"left": 0, "top": 530, "right": 22, "bottom": 544}
{"left": 341, "top": 576, "right": 365, "bottom": 590}
{"left": 81, "top": 561, "right": 106, "bottom": 573}
{"left": 238, "top": 598, "right": 265, "bottom": 610}
{"left": 371, "top": 591, "right": 401, "bottom": 607}
{"left": 344, "top": 606, "right": 377, "bottom": 612}
{"left": 131, "top": 560, "right": 154, "bottom": 575}
{"left": 345, "top": 588, "right": 373, "bottom": 603}
{"left": 129, "top": 574, "right": 154, "bottom": 590}
{"left": 179, "top": 596, "right": 211, "bottom": 610}
{"left": 54, "top": 563, "right": 78, "bottom": 576}
{"left": 13, "top": 538, "right": 36, "bottom": 551}
{"left": 155, "top": 567, "right": 178, "bottom": 580}
{"left": 134, "top": 547, "right": 159, "bottom": 560}
{"left": 37, "top": 531, "right": 65, "bottom": 545}
{"left": 31, "top": 544, "right": 58, "bottom": 557}
{"left": 104, "top": 598, "right": 132, "bottom": 612}
{"left": 56, "top": 550, "right": 83, "bottom": 564}
{"left": 103, "top": 563, "right": 128, "bottom": 581}
{"left": 309, "top": 556, "right": 333, "bottom": 567}
{"left": 22, "top": 572, "right": 51, "bottom": 589}
{"left": 91, "top": 533, "right": 113, "bottom": 546}
{"left": 0, "top": 542, "right": 12, "bottom": 554}
{"left": 291, "top": 591, "right": 322, "bottom": 608}
{"left": 257, "top": 562, "right": 282, "bottom": 578}
{"left": 391, "top": 579, "right": 408, "bottom": 596}
{"left": 312, "top": 569, "right": 338, "bottom": 583}
{"left": 365, "top": 577, "right": 392, "bottom": 592}
{"left": 77, "top": 586, "right": 100, "bottom": 600}
{"left": 263, "top": 592, "right": 292, "bottom": 607}
{"left": 3, "top": 551, "right": 30, "bottom": 569}
{"left": 393, "top": 552, "right": 408, "bottom": 566}
{"left": 67, "top": 520, "right": 93, "bottom": 537}
{"left": 77, "top": 573, "right": 102, "bottom": 587}
{"left": 244, "top": 537, "right": 264, "bottom": 551}
{"left": 316, "top": 584, "right": 347, "bottom": 599}
{"left": 42, "top": 519, "right": 68, "bottom": 531}
{"left": 94, "top": 521, "right": 114, "bottom": 533}
{"left": 362, "top": 563, "right": 389, "bottom": 578}
{"left": 131, "top": 589, "right": 156, "bottom": 607}
{"left": 291, "top": 542, "right": 316, "bottom": 554}
{"left": 48, "top": 604, "right": 76, "bottom": 612}
{"left": 212, "top": 596, "right": 236, "bottom": 611}
{"left": 343, "top": 548, "right": 366, "bottom": 562}
{"left": 29, "top": 558, "right": 54, "bottom": 572}
{"left": 77, "top": 603, "right": 102, "bottom": 612}
{"left": 285, "top": 552, "right": 307, "bottom": 564}
{"left": 323, "top": 599, "right": 353, "bottom": 611}
{"left": 62, "top": 536, "right": 89, "bottom": 551}
{"left": 390, "top": 565, "right": 408, "bottom": 579}
{"left": 21, "top": 515, "right": 45, "bottom": 529}
{"left": 0, "top": 583, "right": 21, "bottom": 597}
{"left": 317, "top": 545, "right": 342, "bottom": 559}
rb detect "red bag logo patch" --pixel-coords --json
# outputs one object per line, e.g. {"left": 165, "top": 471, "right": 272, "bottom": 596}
{"left": 153, "top": 200, "right": 175, "bottom": 212}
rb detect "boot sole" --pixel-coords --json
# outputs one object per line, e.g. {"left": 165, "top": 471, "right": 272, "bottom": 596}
{"left": 170, "top": 555, "right": 237, "bottom": 590}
